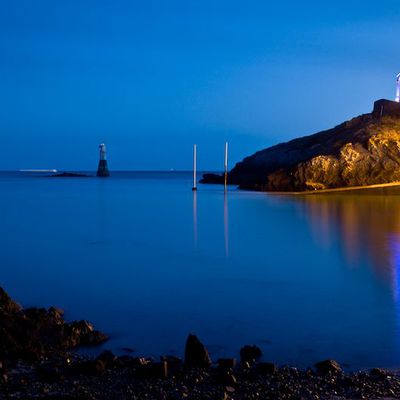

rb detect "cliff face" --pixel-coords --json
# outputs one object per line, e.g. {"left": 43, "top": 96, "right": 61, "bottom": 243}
{"left": 215, "top": 100, "right": 400, "bottom": 191}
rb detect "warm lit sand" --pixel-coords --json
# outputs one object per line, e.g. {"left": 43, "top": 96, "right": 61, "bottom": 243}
{"left": 273, "top": 181, "right": 400, "bottom": 195}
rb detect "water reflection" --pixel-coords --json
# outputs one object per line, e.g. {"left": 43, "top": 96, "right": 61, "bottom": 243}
{"left": 298, "top": 190, "right": 400, "bottom": 363}
{"left": 193, "top": 190, "right": 198, "bottom": 249}
{"left": 224, "top": 191, "right": 229, "bottom": 257}
{"left": 4, "top": 172, "right": 400, "bottom": 368}
{"left": 298, "top": 189, "right": 400, "bottom": 290}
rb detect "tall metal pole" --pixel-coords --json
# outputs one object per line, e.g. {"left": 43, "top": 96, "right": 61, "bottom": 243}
{"left": 224, "top": 142, "right": 228, "bottom": 189}
{"left": 396, "top": 73, "right": 400, "bottom": 103}
{"left": 192, "top": 144, "right": 197, "bottom": 191}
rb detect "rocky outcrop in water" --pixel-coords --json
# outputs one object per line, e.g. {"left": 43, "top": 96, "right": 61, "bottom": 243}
{"left": 202, "top": 99, "right": 400, "bottom": 192}
{"left": 0, "top": 287, "right": 107, "bottom": 364}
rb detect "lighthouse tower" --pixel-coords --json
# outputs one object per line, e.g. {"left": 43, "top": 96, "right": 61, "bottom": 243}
{"left": 396, "top": 73, "right": 400, "bottom": 103}
{"left": 97, "top": 143, "right": 110, "bottom": 177}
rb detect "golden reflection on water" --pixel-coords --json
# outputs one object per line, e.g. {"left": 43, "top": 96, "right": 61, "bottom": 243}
{"left": 298, "top": 189, "right": 400, "bottom": 294}
{"left": 299, "top": 189, "right": 400, "bottom": 361}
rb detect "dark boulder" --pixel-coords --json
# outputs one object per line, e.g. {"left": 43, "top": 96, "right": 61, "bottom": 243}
{"left": 134, "top": 361, "right": 168, "bottom": 379}
{"left": 161, "top": 355, "right": 182, "bottom": 375}
{"left": 36, "top": 364, "right": 64, "bottom": 382}
{"left": 370, "top": 368, "right": 388, "bottom": 379}
{"left": 71, "top": 359, "right": 106, "bottom": 376}
{"left": 254, "top": 362, "right": 277, "bottom": 375}
{"left": 184, "top": 334, "right": 212, "bottom": 368}
{"left": 48, "top": 307, "right": 64, "bottom": 323}
{"left": 314, "top": 359, "right": 342, "bottom": 375}
{"left": 215, "top": 369, "right": 237, "bottom": 386}
{"left": 96, "top": 350, "right": 116, "bottom": 368}
{"left": 0, "top": 288, "right": 21, "bottom": 314}
{"left": 217, "top": 358, "right": 236, "bottom": 369}
{"left": 199, "top": 173, "right": 224, "bottom": 184}
{"left": 240, "top": 345, "right": 262, "bottom": 363}
{"left": 67, "top": 320, "right": 107, "bottom": 347}
{"left": 0, "top": 287, "right": 107, "bottom": 365}
{"left": 115, "top": 355, "right": 135, "bottom": 368}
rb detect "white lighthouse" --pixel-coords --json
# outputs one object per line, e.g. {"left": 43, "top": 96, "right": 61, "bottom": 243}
{"left": 99, "top": 143, "right": 107, "bottom": 160}
{"left": 97, "top": 143, "right": 110, "bottom": 177}
{"left": 396, "top": 73, "right": 400, "bottom": 103}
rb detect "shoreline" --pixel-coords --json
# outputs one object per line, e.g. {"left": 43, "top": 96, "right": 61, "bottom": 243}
{"left": 201, "top": 172, "right": 400, "bottom": 195}
{"left": 1, "top": 287, "right": 400, "bottom": 399}
{"left": 272, "top": 181, "right": 400, "bottom": 196}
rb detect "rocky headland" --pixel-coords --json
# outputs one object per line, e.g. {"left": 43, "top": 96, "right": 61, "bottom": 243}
{"left": 201, "top": 99, "right": 400, "bottom": 192}
{"left": 1, "top": 287, "right": 400, "bottom": 399}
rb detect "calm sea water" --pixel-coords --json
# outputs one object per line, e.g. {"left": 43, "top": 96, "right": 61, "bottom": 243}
{"left": 1, "top": 171, "right": 400, "bottom": 370}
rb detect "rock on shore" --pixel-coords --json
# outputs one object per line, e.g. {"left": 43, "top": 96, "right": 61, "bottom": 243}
{"left": 184, "top": 334, "right": 212, "bottom": 368}
{"left": 2, "top": 287, "right": 400, "bottom": 399}
{"left": 201, "top": 99, "right": 400, "bottom": 192}
{"left": 0, "top": 287, "right": 107, "bottom": 365}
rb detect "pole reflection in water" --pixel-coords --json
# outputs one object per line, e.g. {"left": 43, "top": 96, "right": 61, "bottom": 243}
{"left": 224, "top": 190, "right": 229, "bottom": 257}
{"left": 193, "top": 190, "right": 198, "bottom": 249}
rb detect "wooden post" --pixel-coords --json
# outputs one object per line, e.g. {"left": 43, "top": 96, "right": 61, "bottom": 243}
{"left": 192, "top": 144, "right": 197, "bottom": 191}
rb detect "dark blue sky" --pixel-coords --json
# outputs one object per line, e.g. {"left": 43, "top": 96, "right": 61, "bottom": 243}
{"left": 1, "top": 0, "right": 399, "bottom": 170}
